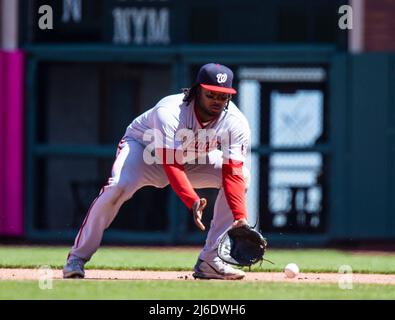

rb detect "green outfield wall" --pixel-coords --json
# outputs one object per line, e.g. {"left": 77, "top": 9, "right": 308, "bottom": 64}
{"left": 20, "top": 45, "right": 395, "bottom": 245}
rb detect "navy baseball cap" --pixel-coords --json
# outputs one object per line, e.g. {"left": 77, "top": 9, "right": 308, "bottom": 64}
{"left": 196, "top": 63, "right": 237, "bottom": 94}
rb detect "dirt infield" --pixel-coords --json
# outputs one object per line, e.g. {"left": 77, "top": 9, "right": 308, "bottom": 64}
{"left": 1, "top": 268, "right": 395, "bottom": 285}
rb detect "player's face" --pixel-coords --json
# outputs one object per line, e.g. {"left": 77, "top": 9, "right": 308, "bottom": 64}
{"left": 197, "top": 88, "right": 231, "bottom": 119}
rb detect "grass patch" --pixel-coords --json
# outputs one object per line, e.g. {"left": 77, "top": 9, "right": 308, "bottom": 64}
{"left": 0, "top": 280, "right": 394, "bottom": 300}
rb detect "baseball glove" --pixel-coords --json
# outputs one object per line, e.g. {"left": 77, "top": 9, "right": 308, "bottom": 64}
{"left": 217, "top": 225, "right": 268, "bottom": 267}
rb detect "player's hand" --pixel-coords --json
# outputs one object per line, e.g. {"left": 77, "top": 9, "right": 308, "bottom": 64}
{"left": 231, "top": 218, "right": 248, "bottom": 229}
{"left": 192, "top": 198, "right": 207, "bottom": 231}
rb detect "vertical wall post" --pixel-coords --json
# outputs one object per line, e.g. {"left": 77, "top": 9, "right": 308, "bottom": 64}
{"left": 0, "top": 0, "right": 24, "bottom": 236}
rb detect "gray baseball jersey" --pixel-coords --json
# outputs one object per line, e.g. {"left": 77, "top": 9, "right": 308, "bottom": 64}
{"left": 68, "top": 93, "right": 251, "bottom": 263}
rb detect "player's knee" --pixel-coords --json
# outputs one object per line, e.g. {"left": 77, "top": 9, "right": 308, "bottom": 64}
{"left": 154, "top": 179, "right": 170, "bottom": 189}
{"left": 104, "top": 184, "right": 129, "bottom": 206}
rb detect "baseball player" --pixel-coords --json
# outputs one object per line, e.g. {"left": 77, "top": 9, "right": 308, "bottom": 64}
{"left": 63, "top": 63, "right": 251, "bottom": 280}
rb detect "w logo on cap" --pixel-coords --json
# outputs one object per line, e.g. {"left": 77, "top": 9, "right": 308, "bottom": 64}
{"left": 216, "top": 73, "right": 228, "bottom": 84}
{"left": 196, "top": 63, "right": 237, "bottom": 94}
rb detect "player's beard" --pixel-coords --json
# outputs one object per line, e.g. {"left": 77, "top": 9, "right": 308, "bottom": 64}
{"left": 195, "top": 100, "right": 225, "bottom": 120}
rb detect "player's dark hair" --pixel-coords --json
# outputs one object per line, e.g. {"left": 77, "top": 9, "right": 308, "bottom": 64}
{"left": 182, "top": 83, "right": 200, "bottom": 106}
{"left": 182, "top": 84, "right": 232, "bottom": 109}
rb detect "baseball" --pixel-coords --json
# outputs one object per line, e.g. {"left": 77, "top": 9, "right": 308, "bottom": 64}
{"left": 284, "top": 263, "right": 299, "bottom": 278}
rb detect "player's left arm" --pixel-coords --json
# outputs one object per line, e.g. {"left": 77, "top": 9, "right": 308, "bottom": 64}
{"left": 222, "top": 124, "right": 251, "bottom": 227}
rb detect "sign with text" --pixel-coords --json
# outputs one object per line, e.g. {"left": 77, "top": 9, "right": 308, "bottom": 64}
{"left": 22, "top": 0, "right": 347, "bottom": 48}
{"left": 26, "top": 0, "right": 173, "bottom": 45}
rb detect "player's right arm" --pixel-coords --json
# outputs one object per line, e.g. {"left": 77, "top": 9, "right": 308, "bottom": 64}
{"left": 158, "top": 149, "right": 199, "bottom": 209}
{"left": 153, "top": 107, "right": 205, "bottom": 230}
{"left": 158, "top": 149, "right": 206, "bottom": 230}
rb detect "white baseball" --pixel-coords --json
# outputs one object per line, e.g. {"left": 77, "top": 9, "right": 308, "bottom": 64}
{"left": 284, "top": 263, "right": 299, "bottom": 278}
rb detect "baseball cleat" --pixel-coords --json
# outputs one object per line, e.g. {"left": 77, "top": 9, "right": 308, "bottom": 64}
{"left": 63, "top": 258, "right": 86, "bottom": 279}
{"left": 192, "top": 257, "right": 245, "bottom": 280}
